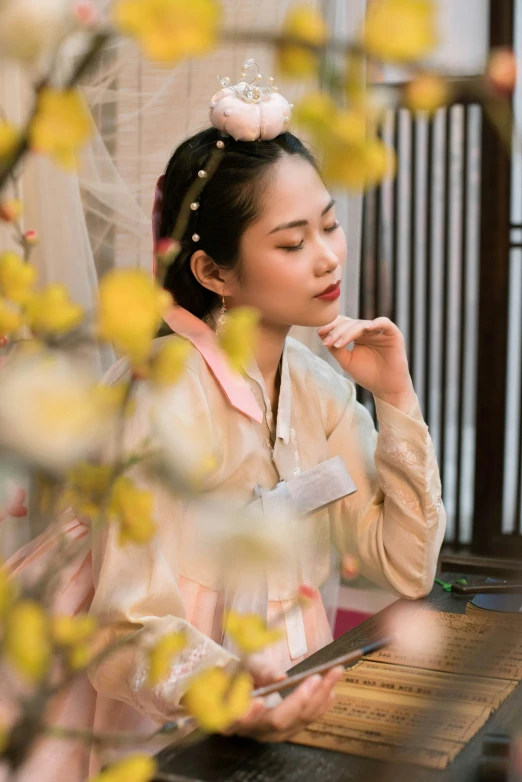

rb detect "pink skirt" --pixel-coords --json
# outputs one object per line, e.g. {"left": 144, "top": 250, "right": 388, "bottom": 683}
{"left": 0, "top": 518, "right": 333, "bottom": 781}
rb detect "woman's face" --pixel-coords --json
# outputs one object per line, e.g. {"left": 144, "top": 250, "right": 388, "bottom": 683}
{"left": 227, "top": 155, "right": 347, "bottom": 328}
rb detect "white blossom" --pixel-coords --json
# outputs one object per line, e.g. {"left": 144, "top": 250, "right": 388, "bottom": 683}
{"left": 0, "top": 0, "right": 75, "bottom": 66}
{"left": 0, "top": 350, "right": 116, "bottom": 472}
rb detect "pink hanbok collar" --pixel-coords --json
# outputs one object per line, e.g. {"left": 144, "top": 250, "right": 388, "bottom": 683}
{"left": 153, "top": 175, "right": 263, "bottom": 424}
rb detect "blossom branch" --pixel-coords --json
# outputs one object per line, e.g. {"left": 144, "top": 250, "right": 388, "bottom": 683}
{"left": 0, "top": 30, "right": 111, "bottom": 193}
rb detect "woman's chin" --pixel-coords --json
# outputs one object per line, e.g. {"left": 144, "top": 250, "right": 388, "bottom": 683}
{"left": 293, "top": 299, "right": 341, "bottom": 328}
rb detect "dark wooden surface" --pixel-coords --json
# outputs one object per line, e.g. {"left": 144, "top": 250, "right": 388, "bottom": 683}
{"left": 156, "top": 573, "right": 522, "bottom": 781}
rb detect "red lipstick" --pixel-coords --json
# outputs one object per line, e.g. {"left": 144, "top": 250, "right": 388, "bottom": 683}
{"left": 315, "top": 281, "right": 341, "bottom": 301}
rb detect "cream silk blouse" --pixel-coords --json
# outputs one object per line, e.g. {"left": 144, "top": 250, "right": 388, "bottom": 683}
{"left": 86, "top": 334, "right": 446, "bottom": 723}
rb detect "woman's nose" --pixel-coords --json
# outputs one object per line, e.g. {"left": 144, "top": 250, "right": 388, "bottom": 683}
{"left": 315, "top": 247, "right": 339, "bottom": 276}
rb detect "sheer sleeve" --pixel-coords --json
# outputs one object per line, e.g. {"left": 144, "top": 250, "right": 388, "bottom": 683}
{"left": 87, "top": 360, "right": 237, "bottom": 723}
{"left": 326, "top": 376, "right": 446, "bottom": 599}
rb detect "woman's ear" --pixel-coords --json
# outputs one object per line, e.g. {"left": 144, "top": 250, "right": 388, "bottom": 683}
{"left": 190, "top": 250, "right": 227, "bottom": 296}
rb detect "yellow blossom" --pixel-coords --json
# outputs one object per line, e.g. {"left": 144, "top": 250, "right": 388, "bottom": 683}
{"left": 51, "top": 613, "right": 97, "bottom": 646}
{"left": 183, "top": 667, "right": 253, "bottom": 733}
{"left": 294, "top": 97, "right": 386, "bottom": 189}
{"left": 113, "top": 0, "right": 220, "bottom": 64}
{"left": 345, "top": 52, "right": 366, "bottom": 108}
{"left": 218, "top": 306, "right": 259, "bottom": 372}
{"left": 0, "top": 251, "right": 36, "bottom": 304}
{"left": 61, "top": 462, "right": 113, "bottom": 518}
{"left": 293, "top": 91, "right": 339, "bottom": 142}
{"left": 323, "top": 137, "right": 396, "bottom": 190}
{"left": 4, "top": 600, "right": 51, "bottom": 682}
{"left": 278, "top": 5, "right": 328, "bottom": 77}
{"left": 328, "top": 109, "right": 368, "bottom": 147}
{"left": 0, "top": 566, "right": 17, "bottom": 619}
{"left": 66, "top": 643, "right": 93, "bottom": 670}
{"left": 405, "top": 73, "right": 449, "bottom": 114}
{"left": 147, "top": 631, "right": 187, "bottom": 686}
{"left": 0, "top": 300, "right": 23, "bottom": 336}
{"left": 91, "top": 754, "right": 157, "bottom": 782}
{"left": 224, "top": 611, "right": 282, "bottom": 655}
{"left": 108, "top": 476, "right": 157, "bottom": 546}
{"left": 0, "top": 122, "right": 21, "bottom": 162}
{"left": 363, "top": 0, "right": 437, "bottom": 63}
{"left": 150, "top": 337, "right": 191, "bottom": 386}
{"left": 51, "top": 613, "right": 98, "bottom": 670}
{"left": 25, "top": 284, "right": 84, "bottom": 335}
{"left": 93, "top": 382, "right": 135, "bottom": 417}
{"left": 30, "top": 89, "right": 93, "bottom": 170}
{"left": 97, "top": 269, "right": 172, "bottom": 366}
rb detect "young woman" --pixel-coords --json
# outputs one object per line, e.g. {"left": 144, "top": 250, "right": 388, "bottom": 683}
{"left": 4, "top": 74, "right": 445, "bottom": 780}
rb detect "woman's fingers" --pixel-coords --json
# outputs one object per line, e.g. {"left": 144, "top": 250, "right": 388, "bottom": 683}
{"left": 300, "top": 667, "right": 343, "bottom": 723}
{"left": 319, "top": 317, "right": 395, "bottom": 347}
{"left": 231, "top": 674, "right": 321, "bottom": 738}
{"left": 224, "top": 697, "right": 265, "bottom": 736}
{"left": 227, "top": 668, "right": 343, "bottom": 742}
{"left": 326, "top": 322, "right": 393, "bottom": 349}
{"left": 247, "top": 654, "right": 287, "bottom": 687}
{"left": 264, "top": 674, "right": 323, "bottom": 733}
{"left": 317, "top": 316, "right": 346, "bottom": 336}
{"left": 323, "top": 322, "right": 370, "bottom": 348}
{"left": 321, "top": 325, "right": 349, "bottom": 346}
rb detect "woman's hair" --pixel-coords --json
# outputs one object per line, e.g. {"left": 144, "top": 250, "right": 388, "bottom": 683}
{"left": 159, "top": 127, "right": 317, "bottom": 319}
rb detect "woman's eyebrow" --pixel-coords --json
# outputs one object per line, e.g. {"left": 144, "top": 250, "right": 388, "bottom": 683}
{"left": 267, "top": 198, "right": 336, "bottom": 235}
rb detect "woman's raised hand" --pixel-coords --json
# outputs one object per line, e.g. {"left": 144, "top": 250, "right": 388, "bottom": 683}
{"left": 318, "top": 316, "right": 417, "bottom": 413}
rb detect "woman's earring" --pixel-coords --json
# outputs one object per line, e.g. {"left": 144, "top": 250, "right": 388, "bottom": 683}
{"left": 216, "top": 295, "right": 227, "bottom": 333}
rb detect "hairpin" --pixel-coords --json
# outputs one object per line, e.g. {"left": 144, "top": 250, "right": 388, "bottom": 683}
{"left": 209, "top": 59, "right": 294, "bottom": 142}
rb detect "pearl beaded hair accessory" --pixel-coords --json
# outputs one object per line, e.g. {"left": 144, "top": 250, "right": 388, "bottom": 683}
{"left": 179, "top": 61, "right": 293, "bottom": 244}
{"left": 209, "top": 59, "right": 294, "bottom": 142}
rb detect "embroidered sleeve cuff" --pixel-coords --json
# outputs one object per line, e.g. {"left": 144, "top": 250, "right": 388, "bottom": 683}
{"left": 374, "top": 394, "right": 429, "bottom": 445}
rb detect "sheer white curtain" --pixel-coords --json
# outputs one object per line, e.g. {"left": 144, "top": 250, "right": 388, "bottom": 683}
{"left": 0, "top": 0, "right": 366, "bottom": 571}
{"left": 0, "top": 48, "right": 116, "bottom": 556}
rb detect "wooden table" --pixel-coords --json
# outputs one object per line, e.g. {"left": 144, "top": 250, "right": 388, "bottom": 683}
{"left": 157, "top": 573, "right": 522, "bottom": 781}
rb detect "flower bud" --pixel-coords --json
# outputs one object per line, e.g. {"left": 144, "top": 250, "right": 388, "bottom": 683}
{"left": 342, "top": 554, "right": 360, "bottom": 581}
{"left": 154, "top": 238, "right": 180, "bottom": 265}
{"left": 297, "top": 583, "right": 319, "bottom": 604}
{"left": 23, "top": 229, "right": 39, "bottom": 246}
{"left": 405, "top": 73, "right": 449, "bottom": 114}
{"left": 0, "top": 200, "right": 23, "bottom": 223}
{"left": 487, "top": 47, "right": 517, "bottom": 94}
{"left": 74, "top": 1, "right": 98, "bottom": 26}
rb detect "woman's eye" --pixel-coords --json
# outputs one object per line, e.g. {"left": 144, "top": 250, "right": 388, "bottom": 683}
{"left": 279, "top": 241, "right": 304, "bottom": 252}
{"left": 325, "top": 220, "right": 340, "bottom": 233}
{"left": 277, "top": 221, "right": 339, "bottom": 251}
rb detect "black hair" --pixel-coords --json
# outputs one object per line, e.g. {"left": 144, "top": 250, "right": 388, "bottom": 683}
{"left": 159, "top": 127, "right": 317, "bottom": 319}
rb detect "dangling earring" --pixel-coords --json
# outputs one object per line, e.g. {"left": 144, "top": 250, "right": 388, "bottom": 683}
{"left": 216, "top": 294, "right": 227, "bottom": 333}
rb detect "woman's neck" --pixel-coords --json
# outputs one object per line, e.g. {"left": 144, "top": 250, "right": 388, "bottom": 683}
{"left": 254, "top": 321, "right": 290, "bottom": 412}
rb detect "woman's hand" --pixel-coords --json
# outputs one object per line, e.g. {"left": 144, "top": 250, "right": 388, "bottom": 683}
{"left": 223, "top": 657, "right": 343, "bottom": 743}
{"left": 318, "top": 316, "right": 416, "bottom": 413}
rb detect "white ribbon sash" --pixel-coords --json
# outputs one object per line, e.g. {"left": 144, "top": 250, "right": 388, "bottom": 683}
{"left": 223, "top": 456, "right": 357, "bottom": 660}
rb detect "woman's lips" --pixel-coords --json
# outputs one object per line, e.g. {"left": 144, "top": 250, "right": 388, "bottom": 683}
{"left": 315, "top": 281, "right": 341, "bottom": 301}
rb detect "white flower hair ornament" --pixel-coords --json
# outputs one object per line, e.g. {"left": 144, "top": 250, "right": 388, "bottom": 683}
{"left": 209, "top": 60, "right": 294, "bottom": 142}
